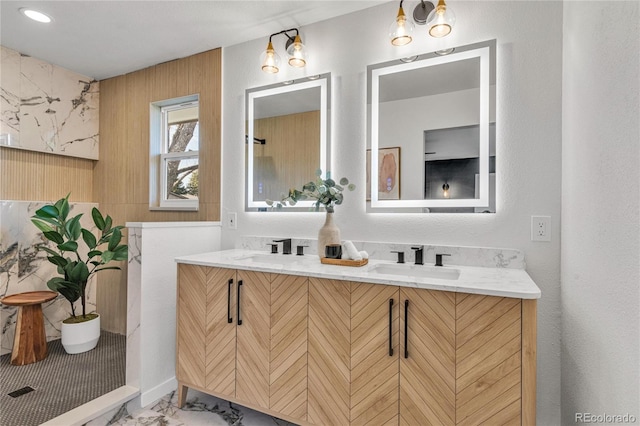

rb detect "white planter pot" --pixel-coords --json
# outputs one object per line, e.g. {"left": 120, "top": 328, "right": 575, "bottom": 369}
{"left": 61, "top": 314, "right": 100, "bottom": 354}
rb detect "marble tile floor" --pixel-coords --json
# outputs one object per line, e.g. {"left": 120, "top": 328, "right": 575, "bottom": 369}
{"left": 85, "top": 389, "right": 298, "bottom": 426}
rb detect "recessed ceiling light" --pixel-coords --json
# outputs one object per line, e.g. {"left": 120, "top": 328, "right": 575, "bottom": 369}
{"left": 435, "top": 47, "right": 455, "bottom": 56}
{"left": 400, "top": 55, "right": 419, "bottom": 63}
{"left": 20, "top": 8, "right": 52, "bottom": 23}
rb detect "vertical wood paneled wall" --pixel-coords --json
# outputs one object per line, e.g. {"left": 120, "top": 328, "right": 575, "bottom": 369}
{"left": 95, "top": 48, "right": 222, "bottom": 333}
{"left": 0, "top": 148, "right": 94, "bottom": 201}
{"left": 95, "top": 48, "right": 222, "bottom": 223}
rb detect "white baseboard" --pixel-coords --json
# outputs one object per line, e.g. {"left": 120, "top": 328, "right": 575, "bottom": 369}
{"left": 140, "top": 376, "right": 177, "bottom": 407}
{"left": 41, "top": 385, "right": 139, "bottom": 426}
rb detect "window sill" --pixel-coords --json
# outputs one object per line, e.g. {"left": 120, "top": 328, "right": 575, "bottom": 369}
{"left": 149, "top": 205, "right": 199, "bottom": 212}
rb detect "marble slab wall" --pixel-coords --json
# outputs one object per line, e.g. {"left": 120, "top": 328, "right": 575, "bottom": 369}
{"left": 0, "top": 45, "right": 99, "bottom": 159}
{"left": 238, "top": 235, "right": 526, "bottom": 269}
{"left": 0, "top": 200, "right": 98, "bottom": 355}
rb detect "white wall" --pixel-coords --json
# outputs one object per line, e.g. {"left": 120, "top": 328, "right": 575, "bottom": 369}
{"left": 126, "top": 222, "right": 221, "bottom": 406}
{"left": 561, "top": 1, "right": 640, "bottom": 423}
{"left": 222, "top": 2, "right": 562, "bottom": 422}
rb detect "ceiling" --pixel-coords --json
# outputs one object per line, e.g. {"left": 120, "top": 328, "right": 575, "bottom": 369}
{"left": 0, "top": 0, "right": 387, "bottom": 80}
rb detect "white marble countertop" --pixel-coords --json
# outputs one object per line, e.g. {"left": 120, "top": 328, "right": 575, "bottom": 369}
{"left": 175, "top": 249, "right": 541, "bottom": 299}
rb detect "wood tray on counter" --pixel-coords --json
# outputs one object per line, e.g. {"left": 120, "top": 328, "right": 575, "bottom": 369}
{"left": 320, "top": 257, "right": 368, "bottom": 267}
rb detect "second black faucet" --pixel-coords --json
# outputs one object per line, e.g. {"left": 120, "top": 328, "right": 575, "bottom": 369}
{"left": 435, "top": 253, "right": 451, "bottom": 267}
{"left": 411, "top": 245, "right": 424, "bottom": 265}
{"left": 273, "top": 238, "right": 292, "bottom": 255}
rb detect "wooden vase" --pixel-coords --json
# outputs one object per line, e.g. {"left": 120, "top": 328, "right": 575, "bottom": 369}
{"left": 318, "top": 211, "right": 341, "bottom": 258}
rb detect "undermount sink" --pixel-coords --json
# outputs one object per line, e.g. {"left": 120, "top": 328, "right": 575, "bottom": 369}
{"left": 239, "top": 254, "right": 301, "bottom": 265}
{"left": 372, "top": 263, "right": 460, "bottom": 281}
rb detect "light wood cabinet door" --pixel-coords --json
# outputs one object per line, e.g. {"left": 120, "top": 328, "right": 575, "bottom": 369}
{"left": 176, "top": 264, "right": 208, "bottom": 388}
{"left": 350, "top": 282, "right": 400, "bottom": 426}
{"left": 235, "top": 270, "right": 272, "bottom": 410}
{"left": 400, "top": 288, "right": 456, "bottom": 426}
{"left": 308, "top": 278, "right": 351, "bottom": 426}
{"left": 455, "top": 294, "right": 522, "bottom": 426}
{"left": 270, "top": 274, "right": 309, "bottom": 423}
{"left": 177, "top": 265, "right": 238, "bottom": 396}
{"left": 204, "top": 267, "right": 237, "bottom": 398}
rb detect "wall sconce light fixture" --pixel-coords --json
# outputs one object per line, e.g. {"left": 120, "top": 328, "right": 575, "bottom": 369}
{"left": 442, "top": 183, "right": 450, "bottom": 198}
{"left": 389, "top": 0, "right": 414, "bottom": 46}
{"left": 390, "top": 0, "right": 455, "bottom": 45}
{"left": 261, "top": 28, "right": 307, "bottom": 73}
{"left": 427, "top": 0, "right": 456, "bottom": 38}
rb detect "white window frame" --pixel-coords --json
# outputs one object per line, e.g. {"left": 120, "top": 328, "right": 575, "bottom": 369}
{"left": 149, "top": 95, "right": 200, "bottom": 211}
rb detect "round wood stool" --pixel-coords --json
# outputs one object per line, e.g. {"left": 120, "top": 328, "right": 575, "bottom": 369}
{"left": 1, "top": 290, "right": 58, "bottom": 366}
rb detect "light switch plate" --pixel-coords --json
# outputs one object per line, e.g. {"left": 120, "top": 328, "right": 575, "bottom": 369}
{"left": 531, "top": 216, "right": 551, "bottom": 242}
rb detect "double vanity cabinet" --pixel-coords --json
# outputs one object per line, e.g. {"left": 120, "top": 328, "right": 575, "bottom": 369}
{"left": 175, "top": 250, "right": 539, "bottom": 426}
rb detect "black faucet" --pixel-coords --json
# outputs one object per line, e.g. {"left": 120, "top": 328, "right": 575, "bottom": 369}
{"left": 435, "top": 253, "right": 451, "bottom": 267}
{"left": 391, "top": 250, "right": 405, "bottom": 264}
{"left": 296, "top": 245, "right": 308, "bottom": 256}
{"left": 411, "top": 246, "right": 424, "bottom": 265}
{"left": 273, "top": 239, "right": 292, "bottom": 255}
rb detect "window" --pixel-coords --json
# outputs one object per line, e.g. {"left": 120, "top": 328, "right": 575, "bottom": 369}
{"left": 150, "top": 95, "right": 199, "bottom": 210}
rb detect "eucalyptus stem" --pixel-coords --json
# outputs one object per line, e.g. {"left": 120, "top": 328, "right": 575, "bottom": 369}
{"left": 268, "top": 169, "right": 356, "bottom": 211}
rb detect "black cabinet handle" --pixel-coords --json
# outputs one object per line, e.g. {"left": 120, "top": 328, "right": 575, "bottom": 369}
{"left": 227, "top": 279, "right": 233, "bottom": 324}
{"left": 237, "top": 280, "right": 243, "bottom": 325}
{"left": 389, "top": 299, "right": 394, "bottom": 356}
{"left": 404, "top": 299, "right": 409, "bottom": 359}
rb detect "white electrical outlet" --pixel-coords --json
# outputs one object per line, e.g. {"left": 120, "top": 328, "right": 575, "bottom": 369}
{"left": 531, "top": 216, "right": 551, "bottom": 242}
{"left": 228, "top": 212, "right": 237, "bottom": 230}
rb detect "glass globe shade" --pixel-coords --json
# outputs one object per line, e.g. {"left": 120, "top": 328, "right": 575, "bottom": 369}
{"left": 427, "top": 1, "right": 456, "bottom": 38}
{"left": 261, "top": 42, "right": 281, "bottom": 73}
{"left": 389, "top": 7, "right": 414, "bottom": 46}
{"left": 286, "top": 35, "right": 307, "bottom": 68}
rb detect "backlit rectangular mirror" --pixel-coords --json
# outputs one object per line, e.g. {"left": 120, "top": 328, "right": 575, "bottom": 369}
{"left": 367, "top": 40, "right": 496, "bottom": 213}
{"left": 246, "top": 74, "right": 330, "bottom": 211}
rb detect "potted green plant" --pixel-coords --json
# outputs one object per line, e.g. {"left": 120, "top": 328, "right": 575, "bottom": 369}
{"left": 31, "top": 194, "right": 128, "bottom": 354}
{"left": 267, "top": 169, "right": 355, "bottom": 257}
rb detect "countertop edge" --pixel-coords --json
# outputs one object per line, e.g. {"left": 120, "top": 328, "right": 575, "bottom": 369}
{"left": 175, "top": 250, "right": 542, "bottom": 300}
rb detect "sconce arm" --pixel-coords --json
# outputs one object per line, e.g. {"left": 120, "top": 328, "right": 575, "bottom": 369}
{"left": 269, "top": 28, "right": 299, "bottom": 44}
